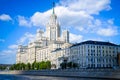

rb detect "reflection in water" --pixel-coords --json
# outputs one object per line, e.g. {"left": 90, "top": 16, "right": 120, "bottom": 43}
{"left": 0, "top": 74, "right": 29, "bottom": 80}
{"left": 24, "top": 75, "right": 106, "bottom": 80}
{"left": 0, "top": 74, "right": 107, "bottom": 80}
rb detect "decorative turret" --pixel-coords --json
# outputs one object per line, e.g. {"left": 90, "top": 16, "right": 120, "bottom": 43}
{"left": 62, "top": 30, "right": 69, "bottom": 43}
{"left": 18, "top": 45, "right": 27, "bottom": 52}
{"left": 36, "top": 29, "right": 44, "bottom": 41}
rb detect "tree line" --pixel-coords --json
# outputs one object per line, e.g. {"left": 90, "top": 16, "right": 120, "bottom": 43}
{"left": 0, "top": 65, "right": 6, "bottom": 70}
{"left": 1, "top": 61, "right": 78, "bottom": 70}
{"left": 10, "top": 61, "right": 51, "bottom": 70}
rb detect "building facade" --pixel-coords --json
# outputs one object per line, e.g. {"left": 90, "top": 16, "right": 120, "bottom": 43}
{"left": 68, "top": 41, "right": 120, "bottom": 68}
{"left": 16, "top": 7, "right": 71, "bottom": 64}
{"left": 16, "top": 6, "right": 120, "bottom": 69}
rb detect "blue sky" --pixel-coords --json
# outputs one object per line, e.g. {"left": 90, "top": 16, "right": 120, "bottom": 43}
{"left": 0, "top": 0, "right": 120, "bottom": 64}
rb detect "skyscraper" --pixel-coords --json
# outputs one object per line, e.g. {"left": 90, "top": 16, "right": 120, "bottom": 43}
{"left": 16, "top": 3, "right": 71, "bottom": 64}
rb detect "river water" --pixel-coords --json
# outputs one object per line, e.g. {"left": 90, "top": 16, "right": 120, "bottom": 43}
{"left": 0, "top": 74, "right": 107, "bottom": 80}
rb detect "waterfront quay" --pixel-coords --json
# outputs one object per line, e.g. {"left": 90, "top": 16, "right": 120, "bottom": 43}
{"left": 1, "top": 69, "right": 120, "bottom": 80}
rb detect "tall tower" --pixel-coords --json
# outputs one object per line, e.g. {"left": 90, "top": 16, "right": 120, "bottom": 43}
{"left": 46, "top": 2, "right": 60, "bottom": 41}
{"left": 62, "top": 30, "right": 69, "bottom": 43}
{"left": 36, "top": 29, "right": 44, "bottom": 41}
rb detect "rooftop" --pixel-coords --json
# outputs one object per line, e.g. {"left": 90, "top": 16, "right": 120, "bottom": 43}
{"left": 71, "top": 40, "right": 119, "bottom": 47}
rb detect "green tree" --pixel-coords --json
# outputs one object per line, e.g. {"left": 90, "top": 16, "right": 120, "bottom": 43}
{"left": 10, "top": 63, "right": 26, "bottom": 70}
{"left": 35, "top": 62, "right": 39, "bottom": 70}
{"left": 67, "top": 62, "right": 72, "bottom": 68}
{"left": 0, "top": 66, "right": 6, "bottom": 70}
{"left": 32, "top": 61, "right": 36, "bottom": 70}
{"left": 9, "top": 61, "right": 51, "bottom": 70}
{"left": 21, "top": 63, "right": 26, "bottom": 70}
{"left": 46, "top": 61, "right": 51, "bottom": 69}
{"left": 10, "top": 64, "right": 17, "bottom": 70}
{"left": 73, "top": 63, "right": 78, "bottom": 68}
{"left": 60, "top": 62, "right": 67, "bottom": 69}
{"left": 26, "top": 63, "right": 31, "bottom": 70}
{"left": 39, "top": 61, "right": 51, "bottom": 69}
{"left": 39, "top": 61, "right": 46, "bottom": 69}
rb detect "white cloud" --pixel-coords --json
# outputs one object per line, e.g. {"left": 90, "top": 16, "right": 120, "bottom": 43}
{"left": 59, "top": 0, "right": 111, "bottom": 14}
{"left": 0, "top": 53, "right": 6, "bottom": 56}
{"left": 0, "top": 49, "right": 16, "bottom": 64}
{"left": 70, "top": 33, "right": 83, "bottom": 43}
{"left": 97, "top": 27, "right": 117, "bottom": 36}
{"left": 1, "top": 45, "right": 18, "bottom": 55}
{"left": 18, "top": 16, "right": 32, "bottom": 27}
{"left": 107, "top": 19, "right": 114, "bottom": 25}
{"left": 17, "top": 0, "right": 118, "bottom": 40}
{"left": 18, "top": 11, "right": 51, "bottom": 27}
{"left": 2, "top": 50, "right": 13, "bottom": 54}
{"left": 0, "top": 44, "right": 17, "bottom": 58}
{"left": 30, "top": 12, "right": 50, "bottom": 27}
{"left": 0, "top": 49, "right": 16, "bottom": 57}
{"left": 17, "top": 32, "right": 36, "bottom": 45}
{"left": 0, "top": 39, "right": 5, "bottom": 42}
{"left": 0, "top": 32, "right": 36, "bottom": 64}
{"left": 84, "top": 37, "right": 104, "bottom": 42}
{"left": 8, "top": 44, "right": 18, "bottom": 50}
{"left": 0, "top": 14, "right": 12, "bottom": 21}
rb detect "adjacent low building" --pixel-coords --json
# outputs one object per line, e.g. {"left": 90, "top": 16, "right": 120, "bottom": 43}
{"left": 51, "top": 41, "right": 120, "bottom": 69}
{"left": 70, "top": 41, "right": 120, "bottom": 68}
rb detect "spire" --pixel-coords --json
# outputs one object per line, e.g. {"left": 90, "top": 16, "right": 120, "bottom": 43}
{"left": 52, "top": 2, "right": 55, "bottom": 14}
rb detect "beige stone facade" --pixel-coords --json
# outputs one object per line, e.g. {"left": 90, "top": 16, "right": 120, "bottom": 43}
{"left": 16, "top": 8, "right": 71, "bottom": 66}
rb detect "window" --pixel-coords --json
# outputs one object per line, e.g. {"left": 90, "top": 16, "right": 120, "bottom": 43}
{"left": 113, "top": 51, "right": 115, "bottom": 53}
{"left": 109, "top": 51, "right": 111, "bottom": 53}
{"left": 88, "top": 45, "right": 89, "bottom": 48}
{"left": 97, "top": 46, "right": 98, "bottom": 49}
{"left": 103, "top": 50, "right": 104, "bottom": 53}
{"left": 106, "top": 51, "right": 108, "bottom": 53}
{"left": 99, "top": 50, "right": 101, "bottom": 53}
{"left": 88, "top": 49, "right": 90, "bottom": 52}
{"left": 109, "top": 47, "right": 111, "bottom": 49}
{"left": 102, "top": 46, "right": 104, "bottom": 49}
{"left": 116, "top": 47, "right": 118, "bottom": 50}
{"left": 99, "top": 46, "right": 100, "bottom": 48}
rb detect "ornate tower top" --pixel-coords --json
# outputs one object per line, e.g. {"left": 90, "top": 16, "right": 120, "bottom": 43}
{"left": 46, "top": 2, "right": 60, "bottom": 41}
{"left": 53, "top": 2, "right": 55, "bottom": 14}
{"left": 48, "top": 2, "right": 57, "bottom": 25}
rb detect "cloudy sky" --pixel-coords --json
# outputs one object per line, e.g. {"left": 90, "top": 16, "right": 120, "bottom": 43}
{"left": 0, "top": 0, "right": 120, "bottom": 64}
